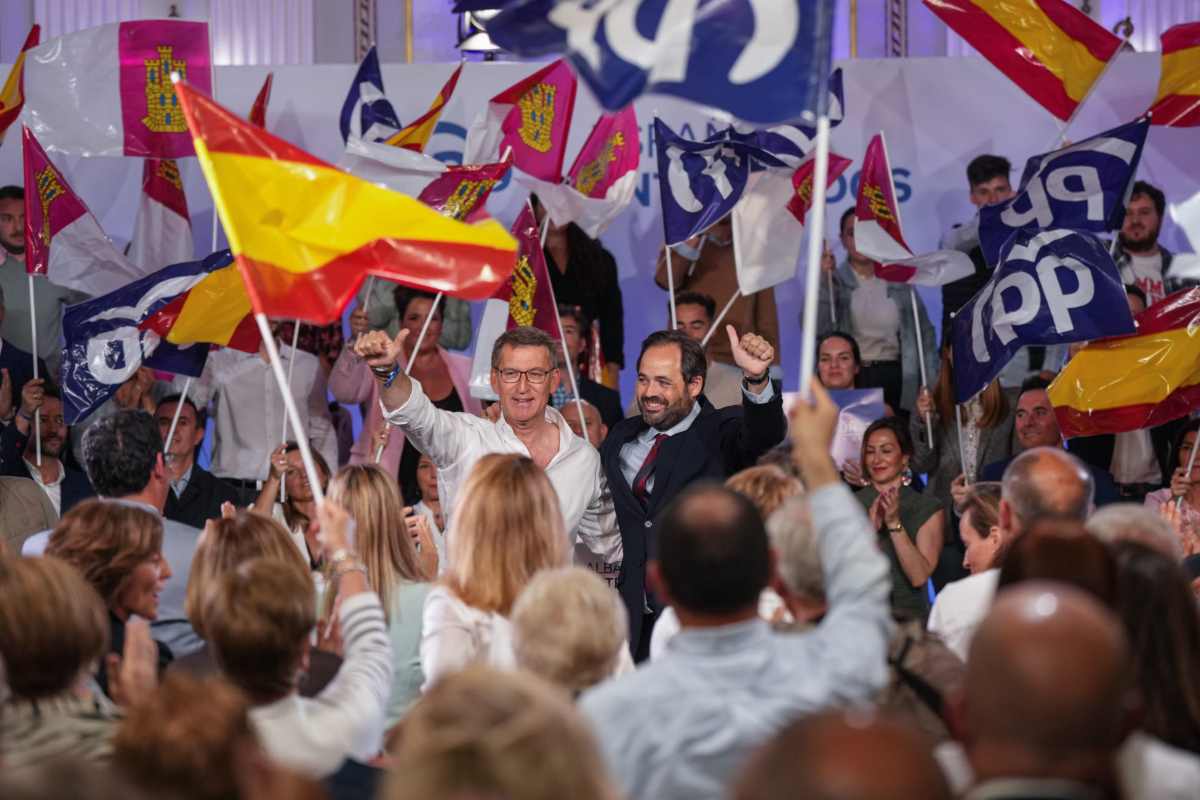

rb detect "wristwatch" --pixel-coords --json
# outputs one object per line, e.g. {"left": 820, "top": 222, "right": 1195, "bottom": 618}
{"left": 742, "top": 370, "right": 769, "bottom": 390}
{"left": 887, "top": 523, "right": 904, "bottom": 534}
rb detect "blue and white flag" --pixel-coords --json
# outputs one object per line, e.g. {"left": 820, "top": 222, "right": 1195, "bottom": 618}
{"left": 978, "top": 118, "right": 1149, "bottom": 266}
{"left": 478, "top": 0, "right": 835, "bottom": 125}
{"left": 730, "top": 68, "right": 845, "bottom": 169}
{"left": 60, "top": 252, "right": 231, "bottom": 424}
{"left": 951, "top": 229, "right": 1135, "bottom": 403}
{"left": 655, "top": 120, "right": 751, "bottom": 245}
{"left": 338, "top": 46, "right": 402, "bottom": 144}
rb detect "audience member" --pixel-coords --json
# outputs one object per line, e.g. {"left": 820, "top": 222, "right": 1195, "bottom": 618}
{"left": 667, "top": 289, "right": 745, "bottom": 408}
{"left": 410, "top": 452, "right": 446, "bottom": 562}
{"left": 383, "top": 665, "right": 618, "bottom": 800}
{"left": 1143, "top": 418, "right": 1200, "bottom": 554}
{"left": 580, "top": 382, "right": 891, "bottom": 799}
{"left": 0, "top": 284, "right": 47, "bottom": 425}
{"left": 327, "top": 464, "right": 434, "bottom": 725}
{"left": 253, "top": 441, "right": 331, "bottom": 569}
{"left": 556, "top": 304, "right": 622, "bottom": 427}
{"left": 957, "top": 482, "right": 1002, "bottom": 575}
{"left": 0, "top": 379, "right": 93, "bottom": 514}
{"left": 511, "top": 566, "right": 632, "bottom": 695}
{"left": 356, "top": 275, "right": 472, "bottom": 351}
{"left": 732, "top": 710, "right": 953, "bottom": 800}
{"left": 156, "top": 393, "right": 239, "bottom": 529}
{"left": 815, "top": 330, "right": 861, "bottom": 391}
{"left": 1088, "top": 502, "right": 1184, "bottom": 559}
{"left": 994, "top": 518, "right": 1119, "bottom": 606}
{"left": 205, "top": 501, "right": 391, "bottom": 779}
{"left": 673, "top": 290, "right": 716, "bottom": 343}
{"left": 560, "top": 397, "right": 608, "bottom": 447}
{"left": 1117, "top": 180, "right": 1195, "bottom": 304}
{"left": 601, "top": 328, "right": 786, "bottom": 657}
{"left": 0, "top": 474, "right": 56, "bottom": 552}
{"left": 421, "top": 453, "right": 569, "bottom": 687}
{"left": 725, "top": 463, "right": 803, "bottom": 519}
{"left": 45, "top": 500, "right": 173, "bottom": 697}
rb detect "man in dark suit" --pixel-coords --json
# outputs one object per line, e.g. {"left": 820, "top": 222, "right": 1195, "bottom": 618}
{"left": 600, "top": 327, "right": 786, "bottom": 659}
{"left": 0, "top": 286, "right": 47, "bottom": 425}
{"left": 157, "top": 393, "right": 240, "bottom": 529}
{"left": 557, "top": 304, "right": 623, "bottom": 427}
{"left": 0, "top": 378, "right": 93, "bottom": 515}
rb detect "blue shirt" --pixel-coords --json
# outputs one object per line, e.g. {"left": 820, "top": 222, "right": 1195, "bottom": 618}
{"left": 578, "top": 483, "right": 892, "bottom": 800}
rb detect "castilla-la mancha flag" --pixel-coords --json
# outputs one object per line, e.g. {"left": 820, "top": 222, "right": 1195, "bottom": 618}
{"left": 23, "top": 19, "right": 212, "bottom": 157}
{"left": 23, "top": 127, "right": 143, "bottom": 295}
{"left": 129, "top": 158, "right": 194, "bottom": 272}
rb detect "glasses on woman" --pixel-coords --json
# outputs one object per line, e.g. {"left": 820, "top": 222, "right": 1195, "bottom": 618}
{"left": 494, "top": 367, "right": 555, "bottom": 385}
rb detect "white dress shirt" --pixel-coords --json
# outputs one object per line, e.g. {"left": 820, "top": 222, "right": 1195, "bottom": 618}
{"left": 420, "top": 585, "right": 516, "bottom": 690}
{"left": 23, "top": 458, "right": 65, "bottom": 515}
{"left": 926, "top": 568, "right": 999, "bottom": 662}
{"left": 381, "top": 379, "right": 620, "bottom": 560}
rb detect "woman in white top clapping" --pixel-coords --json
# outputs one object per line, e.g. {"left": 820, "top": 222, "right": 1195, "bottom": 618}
{"left": 420, "top": 453, "right": 569, "bottom": 689}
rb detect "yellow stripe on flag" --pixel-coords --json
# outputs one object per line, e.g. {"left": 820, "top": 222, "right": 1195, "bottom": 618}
{"left": 978, "top": 0, "right": 1108, "bottom": 102}
{"left": 1156, "top": 45, "right": 1200, "bottom": 102}
{"left": 0, "top": 50, "right": 28, "bottom": 110}
{"left": 166, "top": 265, "right": 253, "bottom": 347}
{"left": 1048, "top": 327, "right": 1200, "bottom": 411}
{"left": 200, "top": 150, "right": 516, "bottom": 274}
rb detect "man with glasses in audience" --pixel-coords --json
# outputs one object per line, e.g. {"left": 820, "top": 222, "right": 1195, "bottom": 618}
{"left": 355, "top": 325, "right": 619, "bottom": 559}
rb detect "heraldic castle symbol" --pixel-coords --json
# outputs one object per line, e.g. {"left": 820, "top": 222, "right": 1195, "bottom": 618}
{"left": 517, "top": 83, "right": 556, "bottom": 154}
{"left": 143, "top": 45, "right": 188, "bottom": 134}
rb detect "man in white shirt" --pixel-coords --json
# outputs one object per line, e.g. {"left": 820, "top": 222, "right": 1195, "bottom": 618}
{"left": 355, "top": 324, "right": 618, "bottom": 561}
{"left": 928, "top": 447, "right": 1094, "bottom": 660}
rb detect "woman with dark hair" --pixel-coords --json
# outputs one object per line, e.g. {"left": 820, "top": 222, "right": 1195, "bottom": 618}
{"left": 254, "top": 441, "right": 332, "bottom": 569}
{"left": 1144, "top": 418, "right": 1200, "bottom": 556}
{"left": 855, "top": 417, "right": 944, "bottom": 619}
{"left": 1112, "top": 540, "right": 1200, "bottom": 754}
{"left": 815, "top": 331, "right": 861, "bottom": 391}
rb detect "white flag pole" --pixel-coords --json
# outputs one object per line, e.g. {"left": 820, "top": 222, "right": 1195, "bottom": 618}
{"left": 27, "top": 274, "right": 40, "bottom": 466}
{"left": 910, "top": 289, "right": 934, "bottom": 448}
{"left": 798, "top": 116, "right": 832, "bottom": 401}
{"left": 1178, "top": 439, "right": 1200, "bottom": 511}
{"left": 665, "top": 247, "right": 678, "bottom": 329}
{"left": 404, "top": 293, "right": 444, "bottom": 376}
{"left": 254, "top": 313, "right": 325, "bottom": 506}
{"left": 278, "top": 321, "right": 301, "bottom": 504}
{"left": 700, "top": 290, "right": 742, "bottom": 347}
{"left": 538, "top": 209, "right": 589, "bottom": 442}
{"left": 828, "top": 269, "right": 837, "bottom": 326}
{"left": 162, "top": 377, "right": 193, "bottom": 456}
{"left": 361, "top": 275, "right": 377, "bottom": 316}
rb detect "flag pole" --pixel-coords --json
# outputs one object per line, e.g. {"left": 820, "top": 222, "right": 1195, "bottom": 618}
{"left": 798, "top": 116, "right": 832, "bottom": 401}
{"left": 910, "top": 289, "right": 934, "bottom": 447}
{"left": 665, "top": 248, "right": 678, "bottom": 329}
{"left": 828, "top": 269, "right": 837, "bottom": 326}
{"left": 955, "top": 403, "right": 970, "bottom": 485}
{"left": 361, "top": 275, "right": 376, "bottom": 316}
{"left": 27, "top": 274, "right": 40, "bottom": 466}
{"left": 538, "top": 210, "right": 589, "bottom": 443}
{"left": 162, "top": 376, "right": 193, "bottom": 456}
{"left": 1049, "top": 45, "right": 1124, "bottom": 150}
{"left": 700, "top": 290, "right": 741, "bottom": 347}
{"left": 279, "top": 321, "right": 301, "bottom": 504}
{"left": 404, "top": 292, "right": 444, "bottom": 376}
{"left": 254, "top": 313, "right": 325, "bottom": 506}
{"left": 1178, "top": 439, "right": 1200, "bottom": 512}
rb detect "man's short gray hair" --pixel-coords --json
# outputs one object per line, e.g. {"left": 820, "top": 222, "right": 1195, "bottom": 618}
{"left": 1001, "top": 447, "right": 1094, "bottom": 529}
{"left": 490, "top": 326, "right": 557, "bottom": 370}
{"left": 1086, "top": 503, "right": 1181, "bottom": 559}
{"left": 765, "top": 496, "right": 824, "bottom": 601}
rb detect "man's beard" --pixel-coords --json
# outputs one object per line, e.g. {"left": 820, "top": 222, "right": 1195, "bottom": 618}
{"left": 1119, "top": 224, "right": 1160, "bottom": 254}
{"left": 0, "top": 238, "right": 25, "bottom": 256}
{"left": 638, "top": 393, "right": 693, "bottom": 430}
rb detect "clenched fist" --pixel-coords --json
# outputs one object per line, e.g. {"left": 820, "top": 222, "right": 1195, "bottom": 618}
{"left": 354, "top": 328, "right": 410, "bottom": 373}
{"left": 727, "top": 326, "right": 774, "bottom": 380}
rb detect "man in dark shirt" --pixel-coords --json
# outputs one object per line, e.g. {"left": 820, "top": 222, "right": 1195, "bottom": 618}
{"left": 157, "top": 394, "right": 239, "bottom": 529}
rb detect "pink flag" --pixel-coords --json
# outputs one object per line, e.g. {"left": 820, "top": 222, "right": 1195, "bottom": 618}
{"left": 788, "top": 151, "right": 853, "bottom": 225}
{"left": 853, "top": 132, "right": 973, "bottom": 286}
{"left": 464, "top": 60, "right": 577, "bottom": 182}
{"left": 417, "top": 161, "right": 511, "bottom": 223}
{"left": 129, "top": 158, "right": 194, "bottom": 271}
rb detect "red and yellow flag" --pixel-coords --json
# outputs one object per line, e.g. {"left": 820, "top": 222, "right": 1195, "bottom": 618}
{"left": 384, "top": 63, "right": 463, "bottom": 152}
{"left": 248, "top": 72, "right": 273, "bottom": 128}
{"left": 0, "top": 25, "right": 39, "bottom": 143}
{"left": 1049, "top": 288, "right": 1200, "bottom": 438}
{"left": 1149, "top": 22, "right": 1200, "bottom": 127}
{"left": 172, "top": 79, "right": 518, "bottom": 327}
{"left": 923, "top": 0, "right": 1121, "bottom": 121}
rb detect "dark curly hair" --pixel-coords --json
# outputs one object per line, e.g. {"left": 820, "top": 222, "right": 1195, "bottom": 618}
{"left": 82, "top": 409, "right": 163, "bottom": 497}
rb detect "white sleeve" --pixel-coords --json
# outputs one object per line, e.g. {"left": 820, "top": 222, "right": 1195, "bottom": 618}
{"left": 420, "top": 588, "right": 480, "bottom": 691}
{"left": 381, "top": 378, "right": 475, "bottom": 470}
{"left": 575, "top": 468, "right": 623, "bottom": 563}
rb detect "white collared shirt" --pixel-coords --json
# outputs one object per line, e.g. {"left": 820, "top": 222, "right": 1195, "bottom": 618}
{"left": 381, "top": 379, "right": 620, "bottom": 563}
{"left": 23, "top": 458, "right": 65, "bottom": 515}
{"left": 926, "top": 568, "right": 1000, "bottom": 662}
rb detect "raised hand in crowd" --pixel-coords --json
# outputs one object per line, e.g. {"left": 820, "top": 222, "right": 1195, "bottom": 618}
{"left": 950, "top": 472, "right": 970, "bottom": 512}
{"left": 915, "top": 386, "right": 936, "bottom": 420}
{"left": 1159, "top": 498, "right": 1200, "bottom": 557}
{"left": 313, "top": 498, "right": 367, "bottom": 597}
{"left": 403, "top": 505, "right": 440, "bottom": 578}
{"left": 14, "top": 376, "right": 44, "bottom": 435}
{"left": 727, "top": 325, "right": 774, "bottom": 384}
{"left": 107, "top": 618, "right": 159, "bottom": 708}
{"left": 1169, "top": 465, "right": 1194, "bottom": 499}
{"left": 354, "top": 327, "right": 413, "bottom": 408}
{"left": 788, "top": 378, "right": 840, "bottom": 489}
{"left": 114, "top": 366, "right": 157, "bottom": 413}
{"left": 841, "top": 458, "right": 868, "bottom": 487}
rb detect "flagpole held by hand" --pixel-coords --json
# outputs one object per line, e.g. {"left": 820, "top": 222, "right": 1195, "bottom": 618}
{"left": 405, "top": 292, "right": 443, "bottom": 376}
{"left": 798, "top": 116, "right": 832, "bottom": 402}
{"left": 700, "top": 290, "right": 741, "bottom": 347}
{"left": 910, "top": 290, "right": 934, "bottom": 447}
{"left": 280, "top": 321, "right": 301, "bottom": 504}
{"left": 823, "top": 240, "right": 837, "bottom": 326}
{"left": 162, "top": 376, "right": 193, "bottom": 457}
{"left": 955, "top": 403, "right": 970, "bottom": 485}
{"left": 666, "top": 247, "right": 678, "bottom": 329}
{"left": 27, "top": 274, "right": 40, "bottom": 467}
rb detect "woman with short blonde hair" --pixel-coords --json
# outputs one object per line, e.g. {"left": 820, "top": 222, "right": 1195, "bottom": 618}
{"left": 421, "top": 454, "right": 570, "bottom": 687}
{"left": 725, "top": 465, "right": 803, "bottom": 520}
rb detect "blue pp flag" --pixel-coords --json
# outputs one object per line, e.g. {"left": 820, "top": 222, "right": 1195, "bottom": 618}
{"left": 60, "top": 252, "right": 233, "bottom": 424}
{"left": 479, "top": 0, "right": 835, "bottom": 125}
{"left": 730, "top": 68, "right": 845, "bottom": 169}
{"left": 655, "top": 120, "right": 751, "bottom": 245}
{"left": 338, "top": 46, "right": 403, "bottom": 144}
{"left": 978, "top": 118, "right": 1149, "bottom": 267}
{"left": 951, "top": 229, "right": 1134, "bottom": 403}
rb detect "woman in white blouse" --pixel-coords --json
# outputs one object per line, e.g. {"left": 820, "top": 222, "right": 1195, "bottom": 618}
{"left": 420, "top": 453, "right": 570, "bottom": 688}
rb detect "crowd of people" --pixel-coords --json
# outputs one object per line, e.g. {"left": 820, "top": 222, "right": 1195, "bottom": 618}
{"left": 0, "top": 150, "right": 1199, "bottom": 800}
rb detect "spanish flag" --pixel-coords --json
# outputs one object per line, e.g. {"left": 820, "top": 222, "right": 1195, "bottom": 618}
{"left": 923, "top": 0, "right": 1121, "bottom": 121}
{"left": 172, "top": 79, "right": 518, "bottom": 326}
{"left": 1049, "top": 288, "right": 1200, "bottom": 438}
{"left": 384, "top": 63, "right": 462, "bottom": 152}
{"left": 1149, "top": 22, "right": 1200, "bottom": 127}
{"left": 0, "top": 25, "right": 38, "bottom": 143}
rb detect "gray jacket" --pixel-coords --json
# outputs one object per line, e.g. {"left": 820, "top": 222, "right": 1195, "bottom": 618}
{"left": 815, "top": 261, "right": 939, "bottom": 413}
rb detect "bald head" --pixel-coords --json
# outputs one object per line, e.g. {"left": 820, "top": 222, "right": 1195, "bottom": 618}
{"left": 1001, "top": 447, "right": 1093, "bottom": 535}
{"left": 732, "top": 711, "right": 952, "bottom": 800}
{"left": 963, "top": 584, "right": 1130, "bottom": 781}
{"left": 560, "top": 400, "right": 606, "bottom": 448}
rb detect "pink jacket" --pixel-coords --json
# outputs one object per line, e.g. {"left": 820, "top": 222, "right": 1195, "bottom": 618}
{"left": 328, "top": 347, "right": 481, "bottom": 475}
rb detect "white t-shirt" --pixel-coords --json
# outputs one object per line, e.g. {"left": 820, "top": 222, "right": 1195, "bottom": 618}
{"left": 1123, "top": 251, "right": 1166, "bottom": 306}
{"left": 850, "top": 273, "right": 901, "bottom": 362}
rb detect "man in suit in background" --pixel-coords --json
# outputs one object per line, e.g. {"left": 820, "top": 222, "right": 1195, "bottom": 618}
{"left": 0, "top": 285, "right": 47, "bottom": 429}
{"left": 600, "top": 327, "right": 786, "bottom": 659}
{"left": 157, "top": 394, "right": 240, "bottom": 529}
{"left": 555, "top": 304, "right": 623, "bottom": 428}
{"left": 0, "top": 378, "right": 93, "bottom": 516}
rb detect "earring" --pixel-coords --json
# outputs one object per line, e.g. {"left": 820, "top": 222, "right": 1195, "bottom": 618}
{"left": 901, "top": 467, "right": 913, "bottom": 487}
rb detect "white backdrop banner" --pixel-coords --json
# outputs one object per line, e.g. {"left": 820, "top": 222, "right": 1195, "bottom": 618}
{"left": 3, "top": 53, "right": 1194, "bottom": 401}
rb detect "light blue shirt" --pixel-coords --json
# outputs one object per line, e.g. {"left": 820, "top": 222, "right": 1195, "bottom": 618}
{"left": 170, "top": 462, "right": 194, "bottom": 499}
{"left": 578, "top": 483, "right": 892, "bottom": 800}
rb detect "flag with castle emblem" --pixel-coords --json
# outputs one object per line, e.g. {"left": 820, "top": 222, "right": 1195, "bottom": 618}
{"left": 464, "top": 60, "right": 577, "bottom": 182}
{"left": 22, "top": 19, "right": 212, "bottom": 157}
{"left": 129, "top": 158, "right": 194, "bottom": 272}
{"left": 23, "top": 127, "right": 144, "bottom": 295}
{"left": 417, "top": 162, "right": 512, "bottom": 223}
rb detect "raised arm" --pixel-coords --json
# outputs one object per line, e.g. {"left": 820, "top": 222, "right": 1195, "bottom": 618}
{"left": 354, "top": 328, "right": 414, "bottom": 410}
{"left": 723, "top": 327, "right": 786, "bottom": 466}
{"left": 328, "top": 309, "right": 375, "bottom": 405}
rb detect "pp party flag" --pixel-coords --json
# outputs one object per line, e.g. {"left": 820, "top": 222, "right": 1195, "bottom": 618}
{"left": 477, "top": 0, "right": 835, "bottom": 126}
{"left": 1149, "top": 23, "right": 1200, "bottom": 127}
{"left": 23, "top": 20, "right": 211, "bottom": 158}
{"left": 655, "top": 119, "right": 751, "bottom": 246}
{"left": 129, "top": 158, "right": 194, "bottom": 273}
{"left": 525, "top": 106, "right": 640, "bottom": 237}
{"left": 951, "top": 228, "right": 1133, "bottom": 403}
{"left": 728, "top": 69, "right": 846, "bottom": 169}
{"left": 23, "top": 127, "right": 143, "bottom": 296}
{"left": 922, "top": 0, "right": 1121, "bottom": 122}
{"left": 417, "top": 162, "right": 511, "bottom": 223}
{"left": 59, "top": 250, "right": 237, "bottom": 424}
{"left": 788, "top": 149, "right": 852, "bottom": 224}
{"left": 1049, "top": 288, "right": 1200, "bottom": 438}
{"left": 249, "top": 72, "right": 273, "bottom": 128}
{"left": 339, "top": 45, "right": 402, "bottom": 144}
{"left": 0, "top": 25, "right": 38, "bottom": 145}
{"left": 978, "top": 117, "right": 1149, "bottom": 267}
{"left": 463, "top": 60, "right": 577, "bottom": 182}
{"left": 853, "top": 133, "right": 974, "bottom": 286}
{"left": 384, "top": 63, "right": 463, "bottom": 152}
{"left": 173, "top": 80, "right": 518, "bottom": 326}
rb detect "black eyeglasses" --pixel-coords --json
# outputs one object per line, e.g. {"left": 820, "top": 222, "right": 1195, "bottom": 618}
{"left": 494, "top": 367, "right": 556, "bottom": 384}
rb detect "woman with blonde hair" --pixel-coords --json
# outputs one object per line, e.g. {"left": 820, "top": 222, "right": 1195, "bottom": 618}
{"left": 421, "top": 453, "right": 570, "bottom": 687}
{"left": 327, "top": 463, "right": 435, "bottom": 724}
